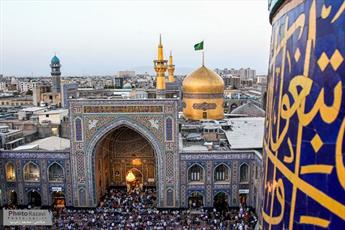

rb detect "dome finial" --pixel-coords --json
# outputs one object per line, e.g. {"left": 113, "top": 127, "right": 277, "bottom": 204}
{"left": 51, "top": 54, "right": 60, "bottom": 64}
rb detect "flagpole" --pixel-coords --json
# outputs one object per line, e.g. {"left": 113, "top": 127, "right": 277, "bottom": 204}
{"left": 202, "top": 50, "right": 204, "bottom": 66}
{"left": 202, "top": 40, "right": 204, "bottom": 66}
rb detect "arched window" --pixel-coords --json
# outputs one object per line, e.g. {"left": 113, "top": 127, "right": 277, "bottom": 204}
{"left": 240, "top": 163, "right": 249, "bottom": 183}
{"left": 214, "top": 164, "right": 229, "bottom": 182}
{"left": 48, "top": 163, "right": 64, "bottom": 182}
{"left": 23, "top": 162, "right": 40, "bottom": 182}
{"left": 75, "top": 118, "right": 83, "bottom": 141}
{"left": 188, "top": 164, "right": 204, "bottom": 182}
{"left": 165, "top": 117, "right": 173, "bottom": 141}
{"left": 6, "top": 162, "right": 16, "bottom": 181}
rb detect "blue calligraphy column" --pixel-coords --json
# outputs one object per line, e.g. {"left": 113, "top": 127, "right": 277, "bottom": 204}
{"left": 263, "top": 0, "right": 345, "bottom": 229}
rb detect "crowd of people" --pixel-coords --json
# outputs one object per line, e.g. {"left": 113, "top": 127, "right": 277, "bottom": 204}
{"left": 53, "top": 188, "right": 257, "bottom": 229}
{"left": 4, "top": 187, "right": 258, "bottom": 229}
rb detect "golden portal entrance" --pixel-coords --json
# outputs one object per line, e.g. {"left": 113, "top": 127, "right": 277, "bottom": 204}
{"left": 126, "top": 168, "right": 144, "bottom": 191}
{"left": 94, "top": 126, "right": 156, "bottom": 201}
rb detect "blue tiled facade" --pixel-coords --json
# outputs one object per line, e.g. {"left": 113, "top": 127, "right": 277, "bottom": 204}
{"left": 263, "top": 0, "right": 345, "bottom": 228}
{"left": 0, "top": 100, "right": 262, "bottom": 211}
{"left": 0, "top": 151, "right": 72, "bottom": 207}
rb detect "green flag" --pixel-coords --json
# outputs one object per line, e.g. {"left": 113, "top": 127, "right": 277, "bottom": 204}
{"left": 194, "top": 41, "right": 204, "bottom": 51}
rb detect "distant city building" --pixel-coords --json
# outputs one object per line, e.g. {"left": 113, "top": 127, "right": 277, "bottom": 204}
{"left": 215, "top": 68, "right": 256, "bottom": 80}
{"left": 231, "top": 76, "right": 241, "bottom": 89}
{"left": 256, "top": 75, "right": 267, "bottom": 85}
{"left": 36, "top": 109, "right": 68, "bottom": 125}
{"left": 241, "top": 78, "right": 253, "bottom": 87}
{"left": 118, "top": 70, "right": 136, "bottom": 78}
{"left": 239, "top": 68, "right": 256, "bottom": 80}
{"left": 0, "top": 125, "right": 24, "bottom": 150}
{"left": 17, "top": 80, "right": 37, "bottom": 93}
{"left": 32, "top": 85, "right": 51, "bottom": 106}
{"left": 0, "top": 96, "right": 33, "bottom": 107}
{"left": 0, "top": 81, "right": 7, "bottom": 92}
{"left": 17, "top": 107, "right": 48, "bottom": 121}
{"left": 114, "top": 76, "right": 124, "bottom": 89}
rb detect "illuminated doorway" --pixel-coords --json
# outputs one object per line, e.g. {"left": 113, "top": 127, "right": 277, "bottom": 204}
{"left": 52, "top": 191, "right": 65, "bottom": 208}
{"left": 94, "top": 126, "right": 156, "bottom": 203}
{"left": 126, "top": 168, "right": 143, "bottom": 191}
{"left": 239, "top": 194, "right": 247, "bottom": 206}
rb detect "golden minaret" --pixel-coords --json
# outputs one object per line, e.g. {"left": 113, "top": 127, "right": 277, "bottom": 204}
{"left": 167, "top": 51, "right": 175, "bottom": 83}
{"left": 153, "top": 34, "right": 168, "bottom": 98}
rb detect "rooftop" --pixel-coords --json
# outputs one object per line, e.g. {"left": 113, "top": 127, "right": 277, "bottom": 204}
{"left": 20, "top": 107, "right": 47, "bottom": 113}
{"left": 36, "top": 109, "right": 68, "bottom": 115}
{"left": 230, "top": 102, "right": 265, "bottom": 117}
{"left": 13, "top": 136, "right": 70, "bottom": 151}
{"left": 224, "top": 117, "right": 264, "bottom": 149}
{"left": 180, "top": 117, "right": 264, "bottom": 152}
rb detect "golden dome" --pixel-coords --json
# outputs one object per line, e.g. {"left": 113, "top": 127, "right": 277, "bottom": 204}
{"left": 183, "top": 66, "right": 224, "bottom": 93}
{"left": 182, "top": 66, "right": 224, "bottom": 121}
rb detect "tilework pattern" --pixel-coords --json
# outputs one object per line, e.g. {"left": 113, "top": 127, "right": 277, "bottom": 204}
{"left": 180, "top": 151, "right": 261, "bottom": 208}
{"left": 263, "top": 0, "right": 345, "bottom": 229}
{"left": 69, "top": 99, "right": 179, "bottom": 208}
{"left": 0, "top": 152, "right": 71, "bottom": 207}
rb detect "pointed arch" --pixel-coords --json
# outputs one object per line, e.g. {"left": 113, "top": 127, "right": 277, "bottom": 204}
{"left": 48, "top": 162, "right": 64, "bottom": 182}
{"left": 5, "top": 162, "right": 16, "bottom": 181}
{"left": 214, "top": 163, "right": 230, "bottom": 182}
{"left": 188, "top": 163, "right": 205, "bottom": 183}
{"left": 86, "top": 117, "right": 164, "bottom": 207}
{"left": 239, "top": 162, "right": 249, "bottom": 183}
{"left": 23, "top": 161, "right": 40, "bottom": 182}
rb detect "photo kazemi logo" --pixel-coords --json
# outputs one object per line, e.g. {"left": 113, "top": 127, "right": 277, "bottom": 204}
{"left": 1, "top": 210, "right": 53, "bottom": 226}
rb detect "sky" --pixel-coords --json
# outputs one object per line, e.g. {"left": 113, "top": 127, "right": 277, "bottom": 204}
{"left": 0, "top": 0, "right": 271, "bottom": 76}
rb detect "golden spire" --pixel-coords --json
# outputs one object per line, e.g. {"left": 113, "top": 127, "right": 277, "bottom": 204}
{"left": 168, "top": 50, "right": 175, "bottom": 82}
{"left": 154, "top": 34, "right": 168, "bottom": 97}
{"left": 158, "top": 33, "right": 164, "bottom": 61}
{"left": 169, "top": 50, "right": 173, "bottom": 65}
